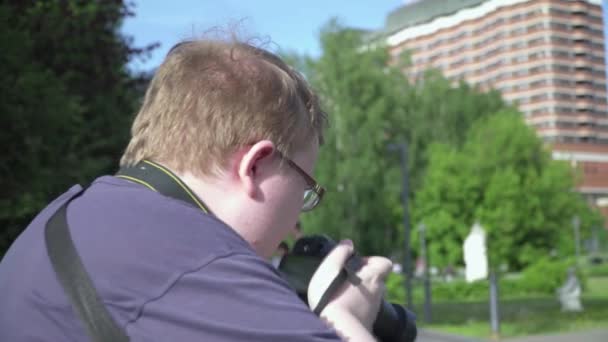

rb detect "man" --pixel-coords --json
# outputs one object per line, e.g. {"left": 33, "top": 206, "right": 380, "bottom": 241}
{"left": 0, "top": 38, "right": 392, "bottom": 341}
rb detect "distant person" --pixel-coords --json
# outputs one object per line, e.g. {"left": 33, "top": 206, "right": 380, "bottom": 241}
{"left": 444, "top": 265, "right": 455, "bottom": 282}
{"left": 271, "top": 241, "right": 290, "bottom": 268}
{"left": 293, "top": 220, "right": 304, "bottom": 240}
{"left": 0, "top": 36, "right": 392, "bottom": 341}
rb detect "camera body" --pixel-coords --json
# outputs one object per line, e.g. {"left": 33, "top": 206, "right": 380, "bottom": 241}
{"left": 278, "top": 235, "right": 417, "bottom": 342}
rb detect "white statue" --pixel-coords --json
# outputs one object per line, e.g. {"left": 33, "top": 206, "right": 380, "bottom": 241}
{"left": 463, "top": 222, "right": 488, "bottom": 283}
{"left": 557, "top": 267, "right": 583, "bottom": 312}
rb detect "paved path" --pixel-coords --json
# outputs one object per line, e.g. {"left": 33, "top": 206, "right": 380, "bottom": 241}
{"left": 417, "top": 329, "right": 485, "bottom": 342}
{"left": 503, "top": 329, "right": 608, "bottom": 342}
{"left": 417, "top": 329, "right": 608, "bottom": 342}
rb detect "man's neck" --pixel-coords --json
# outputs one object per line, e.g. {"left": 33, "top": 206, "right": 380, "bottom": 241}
{"left": 176, "top": 171, "right": 263, "bottom": 255}
{"left": 176, "top": 172, "right": 227, "bottom": 216}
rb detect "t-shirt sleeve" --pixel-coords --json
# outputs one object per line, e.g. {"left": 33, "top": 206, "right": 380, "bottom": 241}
{"left": 126, "top": 253, "right": 344, "bottom": 341}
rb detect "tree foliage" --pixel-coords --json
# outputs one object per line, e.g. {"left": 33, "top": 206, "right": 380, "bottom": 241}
{"left": 298, "top": 21, "right": 511, "bottom": 256}
{"left": 412, "top": 111, "right": 603, "bottom": 269}
{"left": 0, "top": 0, "right": 157, "bottom": 256}
{"left": 297, "top": 22, "right": 411, "bottom": 255}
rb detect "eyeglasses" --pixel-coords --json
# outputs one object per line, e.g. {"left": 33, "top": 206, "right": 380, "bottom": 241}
{"left": 277, "top": 151, "right": 325, "bottom": 212}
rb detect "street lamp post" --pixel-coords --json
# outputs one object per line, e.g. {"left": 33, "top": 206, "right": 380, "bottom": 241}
{"left": 489, "top": 269, "right": 501, "bottom": 338}
{"left": 388, "top": 142, "right": 413, "bottom": 309}
{"left": 419, "top": 223, "right": 432, "bottom": 323}
{"left": 573, "top": 216, "right": 581, "bottom": 265}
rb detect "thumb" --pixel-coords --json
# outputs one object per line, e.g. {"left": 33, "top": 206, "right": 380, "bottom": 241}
{"left": 308, "top": 240, "right": 354, "bottom": 307}
{"left": 319, "top": 240, "right": 354, "bottom": 275}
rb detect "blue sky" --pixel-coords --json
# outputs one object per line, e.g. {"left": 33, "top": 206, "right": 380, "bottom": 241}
{"left": 604, "top": 0, "right": 608, "bottom": 56}
{"left": 121, "top": 0, "right": 405, "bottom": 71}
{"left": 122, "top": 0, "right": 608, "bottom": 72}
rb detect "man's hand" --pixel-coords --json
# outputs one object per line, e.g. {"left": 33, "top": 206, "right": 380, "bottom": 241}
{"left": 307, "top": 240, "right": 392, "bottom": 340}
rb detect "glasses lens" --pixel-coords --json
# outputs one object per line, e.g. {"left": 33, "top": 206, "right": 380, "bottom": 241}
{"left": 302, "top": 189, "right": 318, "bottom": 212}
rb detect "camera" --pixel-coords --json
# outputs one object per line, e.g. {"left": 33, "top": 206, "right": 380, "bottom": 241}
{"left": 278, "top": 235, "right": 417, "bottom": 342}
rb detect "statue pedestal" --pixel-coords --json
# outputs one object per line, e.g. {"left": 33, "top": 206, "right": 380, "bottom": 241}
{"left": 559, "top": 294, "right": 583, "bottom": 312}
{"left": 557, "top": 268, "right": 583, "bottom": 312}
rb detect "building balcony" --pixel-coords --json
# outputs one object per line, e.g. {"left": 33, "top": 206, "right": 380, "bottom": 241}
{"left": 571, "top": 30, "right": 594, "bottom": 41}
{"left": 576, "top": 104, "right": 608, "bottom": 113}
{"left": 574, "top": 70, "right": 594, "bottom": 79}
{"left": 527, "top": 113, "right": 606, "bottom": 125}
{"left": 575, "top": 85, "right": 598, "bottom": 95}
{"left": 536, "top": 127, "right": 608, "bottom": 138}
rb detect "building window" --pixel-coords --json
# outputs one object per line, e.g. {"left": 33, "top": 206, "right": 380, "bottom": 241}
{"left": 549, "top": 8, "right": 569, "bottom": 16}
{"left": 555, "top": 93, "right": 573, "bottom": 100}
{"left": 530, "top": 79, "right": 548, "bottom": 87}
{"left": 511, "top": 13, "right": 523, "bottom": 22}
{"left": 551, "top": 36, "right": 570, "bottom": 46}
{"left": 529, "top": 37, "right": 545, "bottom": 46}
{"left": 554, "top": 65, "right": 571, "bottom": 73}
{"left": 556, "top": 106, "right": 574, "bottom": 113}
{"left": 529, "top": 65, "right": 546, "bottom": 74}
{"left": 450, "top": 59, "right": 466, "bottom": 68}
{"left": 513, "top": 69, "right": 528, "bottom": 77}
{"left": 528, "top": 23, "right": 544, "bottom": 32}
{"left": 531, "top": 94, "right": 549, "bottom": 102}
{"left": 512, "top": 27, "right": 526, "bottom": 35}
{"left": 552, "top": 50, "right": 570, "bottom": 58}
{"left": 550, "top": 22, "right": 570, "bottom": 31}
{"left": 529, "top": 51, "right": 546, "bottom": 60}
{"left": 512, "top": 55, "right": 526, "bottom": 63}
{"left": 555, "top": 79, "right": 571, "bottom": 86}
{"left": 512, "top": 42, "right": 526, "bottom": 50}
{"left": 571, "top": 7, "right": 587, "bottom": 16}
{"left": 531, "top": 107, "right": 549, "bottom": 115}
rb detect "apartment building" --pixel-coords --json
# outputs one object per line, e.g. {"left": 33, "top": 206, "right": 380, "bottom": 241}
{"left": 382, "top": 0, "right": 608, "bottom": 224}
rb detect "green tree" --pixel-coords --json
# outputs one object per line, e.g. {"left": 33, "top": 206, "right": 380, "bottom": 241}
{"left": 412, "top": 111, "right": 601, "bottom": 269}
{"left": 0, "top": 1, "right": 157, "bottom": 257}
{"left": 296, "top": 21, "right": 510, "bottom": 256}
{"left": 299, "top": 21, "right": 411, "bottom": 255}
{"left": 405, "top": 70, "right": 509, "bottom": 190}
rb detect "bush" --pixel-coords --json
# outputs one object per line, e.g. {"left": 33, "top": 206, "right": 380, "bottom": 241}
{"left": 385, "top": 257, "right": 585, "bottom": 304}
{"left": 386, "top": 272, "right": 406, "bottom": 303}
{"left": 432, "top": 280, "right": 488, "bottom": 301}
{"left": 520, "top": 257, "right": 586, "bottom": 294}
{"left": 386, "top": 273, "right": 490, "bottom": 303}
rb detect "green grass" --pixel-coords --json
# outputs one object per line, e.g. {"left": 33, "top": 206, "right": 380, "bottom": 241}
{"left": 581, "top": 256, "right": 608, "bottom": 277}
{"left": 415, "top": 277, "right": 608, "bottom": 339}
{"left": 585, "top": 276, "right": 608, "bottom": 298}
{"left": 423, "top": 298, "right": 608, "bottom": 339}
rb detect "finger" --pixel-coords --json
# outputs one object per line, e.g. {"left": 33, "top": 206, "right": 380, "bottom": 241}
{"left": 310, "top": 240, "right": 354, "bottom": 289}
{"left": 358, "top": 256, "right": 393, "bottom": 282}
{"left": 318, "top": 240, "right": 354, "bottom": 275}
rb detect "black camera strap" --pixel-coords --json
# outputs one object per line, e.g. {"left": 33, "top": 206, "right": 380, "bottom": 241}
{"left": 45, "top": 189, "right": 129, "bottom": 342}
{"left": 117, "top": 161, "right": 347, "bottom": 316}
{"left": 44, "top": 160, "right": 210, "bottom": 342}
{"left": 46, "top": 160, "right": 364, "bottom": 340}
{"left": 116, "top": 159, "right": 210, "bottom": 213}
{"left": 119, "top": 162, "right": 356, "bottom": 319}
{"left": 312, "top": 269, "right": 350, "bottom": 315}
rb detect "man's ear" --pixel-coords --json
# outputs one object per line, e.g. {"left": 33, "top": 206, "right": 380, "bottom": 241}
{"left": 237, "top": 140, "right": 276, "bottom": 198}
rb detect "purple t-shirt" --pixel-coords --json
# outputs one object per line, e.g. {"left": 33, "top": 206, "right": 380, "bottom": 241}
{"left": 0, "top": 176, "right": 341, "bottom": 341}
